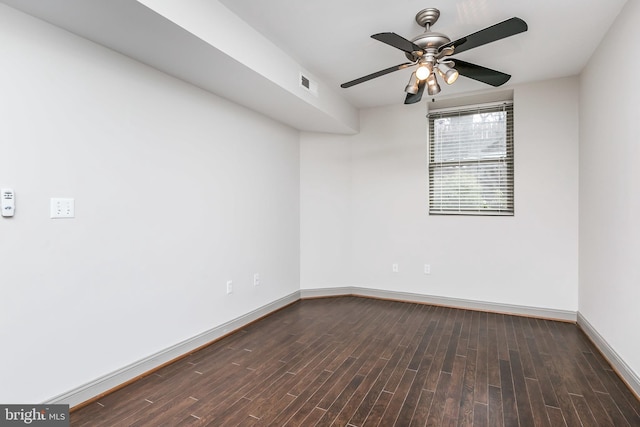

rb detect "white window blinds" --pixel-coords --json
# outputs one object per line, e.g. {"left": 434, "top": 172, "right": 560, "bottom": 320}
{"left": 428, "top": 102, "right": 514, "bottom": 215}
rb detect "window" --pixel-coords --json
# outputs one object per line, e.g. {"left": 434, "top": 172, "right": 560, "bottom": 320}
{"left": 428, "top": 102, "right": 514, "bottom": 215}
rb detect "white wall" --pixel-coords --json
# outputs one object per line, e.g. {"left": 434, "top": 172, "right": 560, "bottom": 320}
{"left": 300, "top": 132, "right": 352, "bottom": 287}
{"left": 301, "top": 77, "right": 579, "bottom": 312}
{"left": 0, "top": 5, "right": 300, "bottom": 403}
{"left": 579, "top": 0, "right": 640, "bottom": 384}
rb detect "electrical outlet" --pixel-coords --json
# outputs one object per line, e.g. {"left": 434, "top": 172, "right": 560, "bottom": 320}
{"left": 226, "top": 280, "right": 233, "bottom": 294}
{"left": 424, "top": 264, "right": 431, "bottom": 274}
{"left": 253, "top": 273, "right": 260, "bottom": 286}
{"left": 392, "top": 263, "right": 399, "bottom": 273}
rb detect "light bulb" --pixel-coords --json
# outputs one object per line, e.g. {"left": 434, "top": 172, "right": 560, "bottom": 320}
{"left": 437, "top": 64, "right": 459, "bottom": 84}
{"left": 415, "top": 62, "right": 432, "bottom": 80}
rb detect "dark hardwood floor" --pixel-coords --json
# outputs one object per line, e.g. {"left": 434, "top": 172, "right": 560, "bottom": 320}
{"left": 71, "top": 296, "right": 640, "bottom": 426}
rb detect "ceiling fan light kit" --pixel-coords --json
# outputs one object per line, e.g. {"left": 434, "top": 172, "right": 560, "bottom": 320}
{"left": 341, "top": 8, "right": 528, "bottom": 104}
{"left": 404, "top": 72, "right": 420, "bottom": 94}
{"left": 437, "top": 63, "right": 459, "bottom": 84}
{"left": 426, "top": 73, "right": 441, "bottom": 95}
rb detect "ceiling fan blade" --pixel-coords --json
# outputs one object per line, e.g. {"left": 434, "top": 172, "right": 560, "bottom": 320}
{"left": 340, "top": 62, "right": 414, "bottom": 88}
{"left": 371, "top": 32, "right": 423, "bottom": 54}
{"left": 438, "top": 17, "right": 527, "bottom": 55}
{"left": 404, "top": 80, "right": 426, "bottom": 104}
{"left": 450, "top": 59, "right": 511, "bottom": 87}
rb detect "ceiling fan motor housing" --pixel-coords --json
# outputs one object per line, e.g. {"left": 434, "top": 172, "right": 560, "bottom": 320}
{"left": 405, "top": 32, "right": 451, "bottom": 60}
{"left": 405, "top": 8, "right": 451, "bottom": 61}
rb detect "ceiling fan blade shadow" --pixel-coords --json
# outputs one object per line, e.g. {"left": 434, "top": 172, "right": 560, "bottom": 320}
{"left": 404, "top": 80, "right": 426, "bottom": 104}
{"left": 341, "top": 62, "right": 414, "bottom": 88}
{"left": 372, "top": 32, "right": 422, "bottom": 54}
{"left": 450, "top": 59, "right": 511, "bottom": 87}
{"left": 439, "top": 17, "right": 527, "bottom": 55}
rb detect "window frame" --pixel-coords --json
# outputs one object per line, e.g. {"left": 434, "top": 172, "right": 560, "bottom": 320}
{"left": 428, "top": 101, "right": 514, "bottom": 216}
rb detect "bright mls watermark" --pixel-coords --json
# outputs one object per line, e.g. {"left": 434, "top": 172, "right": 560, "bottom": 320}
{"left": 0, "top": 405, "right": 69, "bottom": 426}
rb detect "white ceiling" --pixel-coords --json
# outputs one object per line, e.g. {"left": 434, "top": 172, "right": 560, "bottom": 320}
{"left": 1, "top": 0, "right": 628, "bottom": 129}
{"left": 219, "top": 0, "right": 626, "bottom": 108}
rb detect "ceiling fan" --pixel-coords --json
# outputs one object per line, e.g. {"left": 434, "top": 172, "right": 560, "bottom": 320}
{"left": 340, "top": 8, "right": 528, "bottom": 104}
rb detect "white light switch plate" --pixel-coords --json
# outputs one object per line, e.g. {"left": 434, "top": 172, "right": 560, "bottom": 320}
{"left": 50, "top": 198, "right": 75, "bottom": 218}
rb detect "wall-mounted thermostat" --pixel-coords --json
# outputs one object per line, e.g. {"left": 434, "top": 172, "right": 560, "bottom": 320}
{"left": 1, "top": 189, "right": 15, "bottom": 217}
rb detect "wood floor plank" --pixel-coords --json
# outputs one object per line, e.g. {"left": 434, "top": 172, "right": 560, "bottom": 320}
{"left": 330, "top": 356, "right": 389, "bottom": 426}
{"left": 524, "top": 377, "right": 551, "bottom": 427}
{"left": 540, "top": 352, "right": 583, "bottom": 426}
{"left": 379, "top": 369, "right": 417, "bottom": 426}
{"left": 424, "top": 370, "right": 452, "bottom": 426}
{"left": 467, "top": 310, "right": 480, "bottom": 351}
{"left": 391, "top": 367, "right": 423, "bottom": 426}
{"left": 424, "top": 309, "right": 458, "bottom": 391}
{"left": 566, "top": 357, "right": 615, "bottom": 427}
{"left": 300, "top": 406, "right": 327, "bottom": 426}
{"left": 315, "top": 373, "right": 365, "bottom": 425}
{"left": 533, "top": 319, "right": 556, "bottom": 357}
{"left": 499, "top": 359, "right": 518, "bottom": 427}
{"left": 456, "top": 309, "right": 474, "bottom": 357}
{"left": 576, "top": 350, "right": 607, "bottom": 393}
{"left": 509, "top": 349, "right": 535, "bottom": 426}
{"left": 409, "top": 389, "right": 434, "bottom": 427}
{"left": 488, "top": 385, "right": 504, "bottom": 427}
{"left": 486, "top": 314, "right": 502, "bottom": 387}
{"left": 472, "top": 402, "right": 488, "bottom": 427}
{"left": 282, "top": 355, "right": 360, "bottom": 425}
{"left": 595, "top": 390, "right": 633, "bottom": 427}
{"left": 513, "top": 316, "right": 537, "bottom": 380}
{"left": 69, "top": 297, "right": 640, "bottom": 427}
{"left": 441, "top": 318, "right": 463, "bottom": 374}
{"left": 442, "top": 354, "right": 467, "bottom": 422}
{"left": 127, "top": 395, "right": 200, "bottom": 427}
{"left": 581, "top": 350, "right": 640, "bottom": 425}
{"left": 570, "top": 393, "right": 599, "bottom": 427}
{"left": 394, "top": 323, "right": 439, "bottom": 425}
{"left": 408, "top": 320, "right": 437, "bottom": 371}
{"left": 504, "top": 315, "right": 519, "bottom": 353}
{"left": 194, "top": 336, "right": 337, "bottom": 420}
{"left": 474, "top": 312, "right": 489, "bottom": 407}
{"left": 523, "top": 333, "right": 559, "bottom": 408}
{"left": 603, "top": 370, "right": 640, "bottom": 425}
{"left": 269, "top": 369, "right": 332, "bottom": 425}
{"left": 347, "top": 345, "right": 406, "bottom": 426}
{"left": 362, "top": 390, "right": 393, "bottom": 427}
{"left": 458, "top": 348, "right": 477, "bottom": 426}
{"left": 315, "top": 334, "right": 381, "bottom": 411}
{"left": 495, "top": 314, "right": 510, "bottom": 361}
{"left": 545, "top": 405, "right": 566, "bottom": 427}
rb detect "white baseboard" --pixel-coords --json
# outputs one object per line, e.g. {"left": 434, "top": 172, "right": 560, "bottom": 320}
{"left": 577, "top": 312, "right": 640, "bottom": 399}
{"left": 45, "top": 291, "right": 301, "bottom": 408}
{"left": 300, "top": 286, "right": 577, "bottom": 322}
